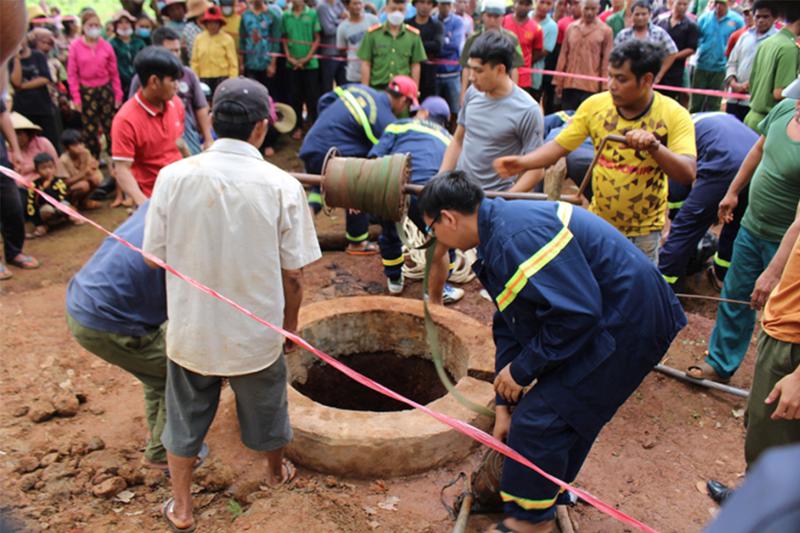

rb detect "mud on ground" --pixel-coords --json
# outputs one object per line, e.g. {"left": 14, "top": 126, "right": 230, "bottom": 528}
{"left": 1, "top": 141, "right": 755, "bottom": 532}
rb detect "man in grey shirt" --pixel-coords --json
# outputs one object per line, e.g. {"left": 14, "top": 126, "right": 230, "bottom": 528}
{"left": 429, "top": 31, "right": 543, "bottom": 305}
{"left": 440, "top": 31, "right": 543, "bottom": 193}
{"left": 318, "top": 0, "right": 348, "bottom": 93}
{"left": 336, "top": 0, "right": 380, "bottom": 83}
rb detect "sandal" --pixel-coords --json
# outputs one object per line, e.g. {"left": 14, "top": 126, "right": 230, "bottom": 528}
{"left": 0, "top": 263, "right": 12, "bottom": 281}
{"left": 686, "top": 357, "right": 730, "bottom": 384}
{"left": 264, "top": 458, "right": 297, "bottom": 488}
{"left": 10, "top": 254, "right": 40, "bottom": 270}
{"left": 345, "top": 242, "right": 379, "bottom": 256}
{"left": 161, "top": 497, "right": 195, "bottom": 533}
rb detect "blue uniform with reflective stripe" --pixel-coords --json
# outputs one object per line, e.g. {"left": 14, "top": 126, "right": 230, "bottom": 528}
{"left": 474, "top": 198, "right": 686, "bottom": 523}
{"left": 299, "top": 84, "right": 397, "bottom": 173}
{"left": 369, "top": 118, "right": 453, "bottom": 278}
{"left": 659, "top": 112, "right": 758, "bottom": 284}
{"left": 299, "top": 84, "right": 397, "bottom": 243}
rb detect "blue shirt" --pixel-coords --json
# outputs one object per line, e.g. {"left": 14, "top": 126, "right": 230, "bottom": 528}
{"left": 240, "top": 9, "right": 282, "bottom": 70}
{"left": 692, "top": 112, "right": 758, "bottom": 181}
{"left": 474, "top": 198, "right": 685, "bottom": 438}
{"left": 367, "top": 118, "right": 451, "bottom": 184}
{"left": 532, "top": 15, "right": 557, "bottom": 90}
{"left": 435, "top": 14, "right": 464, "bottom": 74}
{"left": 66, "top": 202, "right": 167, "bottom": 337}
{"left": 299, "top": 84, "right": 397, "bottom": 172}
{"left": 696, "top": 9, "right": 744, "bottom": 72}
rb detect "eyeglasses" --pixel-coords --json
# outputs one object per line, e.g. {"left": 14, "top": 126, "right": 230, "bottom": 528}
{"left": 416, "top": 211, "right": 442, "bottom": 250}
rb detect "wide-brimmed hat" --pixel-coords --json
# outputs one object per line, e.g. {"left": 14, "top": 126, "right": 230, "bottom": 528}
{"left": 111, "top": 9, "right": 138, "bottom": 25}
{"left": 273, "top": 103, "right": 297, "bottom": 133}
{"left": 187, "top": 0, "right": 212, "bottom": 19}
{"left": 199, "top": 5, "right": 227, "bottom": 25}
{"left": 160, "top": 0, "right": 188, "bottom": 15}
{"left": 10, "top": 113, "right": 42, "bottom": 132}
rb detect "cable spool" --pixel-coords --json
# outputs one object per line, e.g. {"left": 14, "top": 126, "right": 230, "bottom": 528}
{"left": 321, "top": 152, "right": 411, "bottom": 222}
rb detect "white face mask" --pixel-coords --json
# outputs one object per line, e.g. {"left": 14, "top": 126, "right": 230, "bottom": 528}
{"left": 221, "top": 6, "right": 234, "bottom": 15}
{"left": 85, "top": 27, "right": 102, "bottom": 39}
{"left": 117, "top": 28, "right": 133, "bottom": 37}
{"left": 386, "top": 10, "right": 405, "bottom": 26}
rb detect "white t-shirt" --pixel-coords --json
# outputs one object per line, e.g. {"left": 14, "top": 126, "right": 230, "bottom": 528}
{"left": 143, "top": 138, "right": 321, "bottom": 376}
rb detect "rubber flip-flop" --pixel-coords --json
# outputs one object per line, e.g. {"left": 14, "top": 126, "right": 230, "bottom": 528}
{"left": 686, "top": 358, "right": 730, "bottom": 384}
{"left": 0, "top": 263, "right": 12, "bottom": 281}
{"left": 10, "top": 254, "right": 40, "bottom": 269}
{"left": 264, "top": 458, "right": 297, "bottom": 488}
{"left": 345, "top": 242, "right": 379, "bottom": 256}
{"left": 161, "top": 497, "right": 195, "bottom": 533}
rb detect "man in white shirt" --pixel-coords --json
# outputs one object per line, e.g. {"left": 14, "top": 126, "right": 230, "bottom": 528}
{"left": 143, "top": 78, "right": 321, "bottom": 533}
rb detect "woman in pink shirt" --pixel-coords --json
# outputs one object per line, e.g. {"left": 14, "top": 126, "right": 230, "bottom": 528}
{"left": 67, "top": 12, "right": 122, "bottom": 164}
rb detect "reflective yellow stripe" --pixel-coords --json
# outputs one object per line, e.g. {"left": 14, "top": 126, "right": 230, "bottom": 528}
{"left": 496, "top": 203, "right": 574, "bottom": 312}
{"left": 384, "top": 122, "right": 452, "bottom": 146}
{"left": 346, "top": 231, "right": 370, "bottom": 242}
{"left": 382, "top": 256, "right": 405, "bottom": 267}
{"left": 713, "top": 253, "right": 731, "bottom": 268}
{"left": 500, "top": 489, "right": 563, "bottom": 510}
{"left": 662, "top": 274, "right": 678, "bottom": 284}
{"left": 667, "top": 200, "right": 684, "bottom": 210}
{"left": 307, "top": 191, "right": 322, "bottom": 204}
{"left": 334, "top": 87, "right": 379, "bottom": 145}
{"left": 555, "top": 111, "right": 573, "bottom": 124}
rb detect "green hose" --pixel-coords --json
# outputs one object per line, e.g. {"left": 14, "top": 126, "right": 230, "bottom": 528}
{"left": 423, "top": 241, "right": 495, "bottom": 419}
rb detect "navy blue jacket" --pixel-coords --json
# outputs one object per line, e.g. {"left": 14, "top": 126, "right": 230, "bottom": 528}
{"left": 368, "top": 118, "right": 451, "bottom": 185}
{"left": 298, "top": 84, "right": 397, "bottom": 173}
{"left": 474, "top": 198, "right": 686, "bottom": 439}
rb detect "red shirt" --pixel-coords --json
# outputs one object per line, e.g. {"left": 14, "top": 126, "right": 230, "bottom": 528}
{"left": 557, "top": 16, "right": 574, "bottom": 44}
{"left": 599, "top": 9, "right": 615, "bottom": 22}
{"left": 503, "top": 14, "right": 544, "bottom": 88}
{"left": 111, "top": 91, "right": 185, "bottom": 197}
{"left": 725, "top": 25, "right": 748, "bottom": 57}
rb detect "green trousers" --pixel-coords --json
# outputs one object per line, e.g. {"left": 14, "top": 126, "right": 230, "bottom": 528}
{"left": 66, "top": 312, "right": 168, "bottom": 463}
{"left": 744, "top": 330, "right": 800, "bottom": 467}
{"left": 690, "top": 69, "right": 725, "bottom": 113}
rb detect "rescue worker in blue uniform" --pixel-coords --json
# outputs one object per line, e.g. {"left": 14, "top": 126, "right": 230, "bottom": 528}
{"left": 367, "top": 96, "right": 462, "bottom": 303}
{"left": 299, "top": 75, "right": 419, "bottom": 254}
{"left": 659, "top": 112, "right": 758, "bottom": 289}
{"left": 417, "top": 171, "right": 686, "bottom": 533}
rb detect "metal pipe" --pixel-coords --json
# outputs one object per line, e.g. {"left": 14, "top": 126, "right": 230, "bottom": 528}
{"left": 654, "top": 364, "right": 749, "bottom": 398}
{"left": 574, "top": 134, "right": 628, "bottom": 201}
{"left": 290, "top": 173, "right": 582, "bottom": 204}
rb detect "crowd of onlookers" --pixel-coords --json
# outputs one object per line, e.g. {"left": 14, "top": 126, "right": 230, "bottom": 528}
{"left": 0, "top": 0, "right": 797, "bottom": 280}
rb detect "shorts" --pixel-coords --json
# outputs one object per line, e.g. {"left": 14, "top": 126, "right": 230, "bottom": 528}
{"left": 162, "top": 354, "right": 292, "bottom": 457}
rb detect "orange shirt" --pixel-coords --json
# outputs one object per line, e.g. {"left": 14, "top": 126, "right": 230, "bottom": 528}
{"left": 763, "top": 235, "right": 800, "bottom": 343}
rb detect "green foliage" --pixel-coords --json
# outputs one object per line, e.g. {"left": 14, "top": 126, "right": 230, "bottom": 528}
{"left": 25, "top": 0, "right": 157, "bottom": 21}
{"left": 226, "top": 499, "right": 243, "bottom": 520}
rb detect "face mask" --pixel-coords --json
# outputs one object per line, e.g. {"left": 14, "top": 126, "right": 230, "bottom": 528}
{"left": 136, "top": 28, "right": 151, "bottom": 38}
{"left": 117, "top": 28, "right": 133, "bottom": 37}
{"left": 387, "top": 10, "right": 405, "bottom": 26}
{"left": 221, "top": 6, "right": 234, "bottom": 15}
{"left": 85, "top": 27, "right": 102, "bottom": 39}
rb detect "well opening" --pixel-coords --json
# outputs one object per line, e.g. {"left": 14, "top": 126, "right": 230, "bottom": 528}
{"left": 292, "top": 351, "right": 455, "bottom": 412}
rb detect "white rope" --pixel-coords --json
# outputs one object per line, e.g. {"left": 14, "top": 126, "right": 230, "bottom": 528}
{"left": 401, "top": 217, "right": 477, "bottom": 284}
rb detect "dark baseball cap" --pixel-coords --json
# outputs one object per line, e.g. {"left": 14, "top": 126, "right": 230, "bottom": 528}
{"left": 212, "top": 78, "right": 271, "bottom": 123}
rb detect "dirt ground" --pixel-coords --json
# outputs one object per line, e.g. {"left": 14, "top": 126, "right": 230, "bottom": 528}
{"left": 0, "top": 142, "right": 758, "bottom": 533}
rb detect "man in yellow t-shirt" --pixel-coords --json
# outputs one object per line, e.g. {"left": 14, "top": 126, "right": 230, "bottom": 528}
{"left": 494, "top": 40, "right": 697, "bottom": 262}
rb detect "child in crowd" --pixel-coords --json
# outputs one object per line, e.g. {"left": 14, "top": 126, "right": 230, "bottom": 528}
{"left": 26, "top": 153, "right": 82, "bottom": 238}
{"left": 59, "top": 129, "right": 103, "bottom": 210}
{"left": 191, "top": 5, "right": 238, "bottom": 98}
{"left": 282, "top": 0, "right": 321, "bottom": 140}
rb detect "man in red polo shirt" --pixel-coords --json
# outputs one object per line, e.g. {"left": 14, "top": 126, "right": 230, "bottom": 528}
{"left": 503, "top": 0, "right": 544, "bottom": 99}
{"left": 112, "top": 46, "right": 185, "bottom": 205}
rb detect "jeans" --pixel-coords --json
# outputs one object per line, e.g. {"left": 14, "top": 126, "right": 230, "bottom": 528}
{"left": 436, "top": 73, "right": 461, "bottom": 116}
{"left": 628, "top": 230, "right": 661, "bottom": 265}
{"left": 320, "top": 57, "right": 346, "bottom": 95}
{"left": 706, "top": 226, "right": 780, "bottom": 378}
